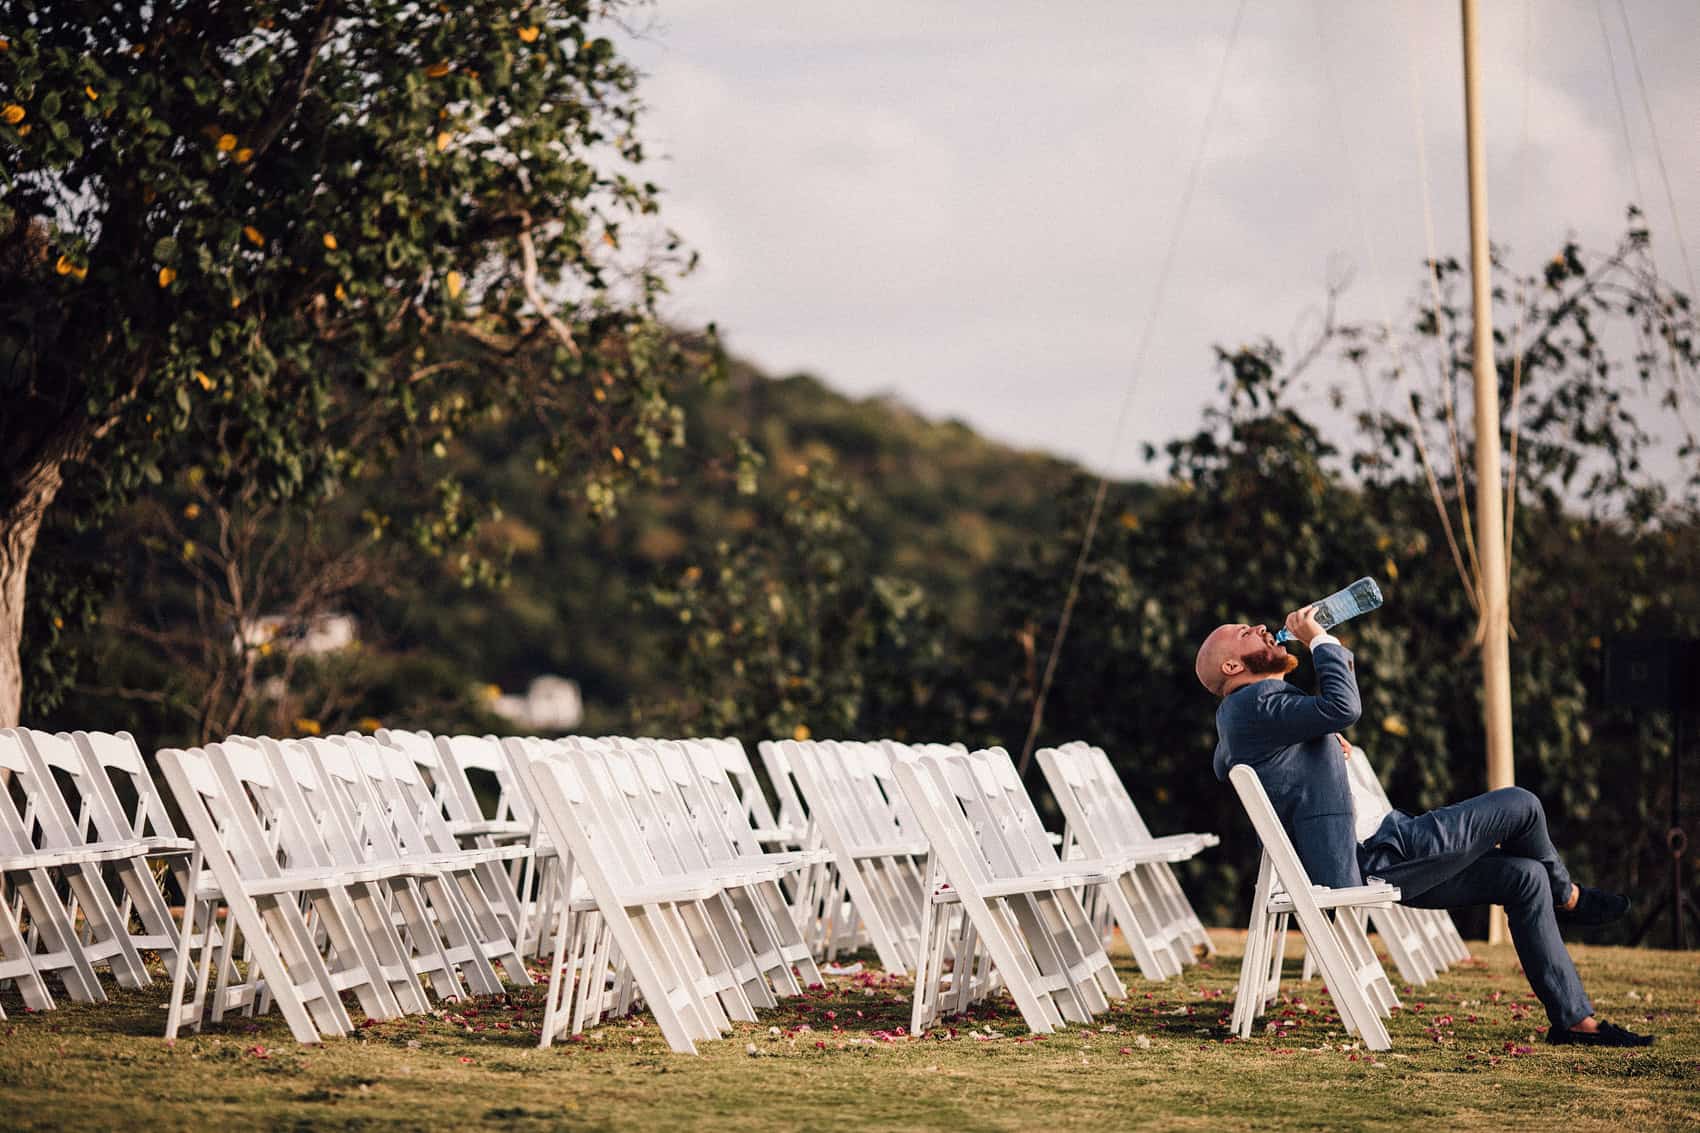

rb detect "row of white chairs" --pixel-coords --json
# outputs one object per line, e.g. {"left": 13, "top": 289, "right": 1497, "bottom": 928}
{"left": 764, "top": 739, "right": 1223, "bottom": 1036}
{"left": 165, "top": 733, "right": 835, "bottom": 1050}
{"left": 0, "top": 729, "right": 201, "bottom": 1015}
{"left": 0, "top": 726, "right": 827, "bottom": 1049}
{"left": 156, "top": 734, "right": 535, "bottom": 1042}
{"left": 510, "top": 737, "right": 832, "bottom": 1052}
{"left": 2, "top": 723, "right": 1467, "bottom": 1054}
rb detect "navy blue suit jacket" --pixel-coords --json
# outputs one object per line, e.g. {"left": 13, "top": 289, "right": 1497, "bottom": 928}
{"left": 1212, "top": 641, "right": 1364, "bottom": 888}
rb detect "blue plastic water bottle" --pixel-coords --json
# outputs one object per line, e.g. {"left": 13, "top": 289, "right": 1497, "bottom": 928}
{"left": 1274, "top": 577, "right": 1384, "bottom": 644}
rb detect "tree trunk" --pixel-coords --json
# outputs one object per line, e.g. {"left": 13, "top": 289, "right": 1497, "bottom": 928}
{"left": 0, "top": 460, "right": 66, "bottom": 727}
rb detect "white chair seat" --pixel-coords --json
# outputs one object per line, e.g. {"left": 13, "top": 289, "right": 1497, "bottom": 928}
{"left": 716, "top": 848, "right": 833, "bottom": 872}
{"left": 450, "top": 818, "right": 531, "bottom": 841}
{"left": 429, "top": 844, "right": 531, "bottom": 867}
{"left": 978, "top": 869, "right": 1114, "bottom": 898}
{"left": 131, "top": 836, "right": 199, "bottom": 856}
{"left": 243, "top": 864, "right": 404, "bottom": 897}
{"left": 1035, "top": 742, "right": 1220, "bottom": 982}
{"left": 845, "top": 838, "right": 931, "bottom": 860}
{"left": 30, "top": 840, "right": 153, "bottom": 868}
{"left": 1268, "top": 881, "right": 1400, "bottom": 914}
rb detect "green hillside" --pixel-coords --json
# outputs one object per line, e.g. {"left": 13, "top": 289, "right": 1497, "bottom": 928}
{"left": 407, "top": 355, "right": 1113, "bottom": 731}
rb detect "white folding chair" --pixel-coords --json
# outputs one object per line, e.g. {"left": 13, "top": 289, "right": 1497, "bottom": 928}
{"left": 753, "top": 739, "right": 814, "bottom": 847}
{"left": 706, "top": 738, "right": 797, "bottom": 849}
{"left": 755, "top": 738, "right": 851, "bottom": 956}
{"left": 433, "top": 735, "right": 536, "bottom": 932}
{"left": 647, "top": 740, "right": 826, "bottom": 988}
{"left": 212, "top": 740, "right": 417, "bottom": 1021}
{"left": 595, "top": 741, "right": 779, "bottom": 1017}
{"left": 66, "top": 730, "right": 203, "bottom": 972}
{"left": 0, "top": 729, "right": 150, "bottom": 995}
{"left": 782, "top": 739, "right": 929, "bottom": 971}
{"left": 891, "top": 748, "right": 1124, "bottom": 1036}
{"left": 341, "top": 735, "right": 531, "bottom": 990}
{"left": 497, "top": 736, "right": 617, "bottom": 1041}
{"left": 158, "top": 744, "right": 389, "bottom": 1043}
{"left": 274, "top": 735, "right": 481, "bottom": 1011}
{"left": 1227, "top": 764, "right": 1401, "bottom": 1050}
{"left": 512, "top": 743, "right": 739, "bottom": 1054}
{"left": 1036, "top": 742, "right": 1219, "bottom": 979}
{"left": 0, "top": 731, "right": 109, "bottom": 1009}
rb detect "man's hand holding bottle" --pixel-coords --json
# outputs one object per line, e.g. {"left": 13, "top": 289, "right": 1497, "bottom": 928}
{"left": 1282, "top": 604, "right": 1327, "bottom": 647}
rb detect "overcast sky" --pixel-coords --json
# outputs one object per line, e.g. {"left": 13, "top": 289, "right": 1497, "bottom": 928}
{"left": 620, "top": 1, "right": 1699, "bottom": 478}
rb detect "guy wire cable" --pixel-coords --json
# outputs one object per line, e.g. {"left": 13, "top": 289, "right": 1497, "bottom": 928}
{"left": 1016, "top": 0, "right": 1248, "bottom": 775}
{"left": 1315, "top": 0, "right": 1484, "bottom": 616}
{"left": 1594, "top": 0, "right": 1700, "bottom": 442}
{"left": 1613, "top": 0, "right": 1700, "bottom": 421}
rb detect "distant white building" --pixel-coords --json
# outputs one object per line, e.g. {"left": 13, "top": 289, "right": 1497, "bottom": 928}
{"left": 234, "top": 613, "right": 359, "bottom": 656}
{"left": 492, "top": 675, "right": 583, "bottom": 732}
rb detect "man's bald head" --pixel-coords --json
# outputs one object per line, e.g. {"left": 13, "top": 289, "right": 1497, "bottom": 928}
{"left": 1195, "top": 622, "right": 1294, "bottom": 696}
{"left": 1195, "top": 625, "right": 1242, "bottom": 696}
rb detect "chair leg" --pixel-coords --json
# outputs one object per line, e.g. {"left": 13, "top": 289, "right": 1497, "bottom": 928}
{"left": 0, "top": 884, "right": 56, "bottom": 1012}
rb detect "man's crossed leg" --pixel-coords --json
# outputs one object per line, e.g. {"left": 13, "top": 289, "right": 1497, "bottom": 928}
{"left": 1358, "top": 786, "right": 1651, "bottom": 1047}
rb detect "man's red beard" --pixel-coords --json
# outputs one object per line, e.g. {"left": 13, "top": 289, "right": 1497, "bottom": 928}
{"left": 1242, "top": 646, "right": 1299, "bottom": 676}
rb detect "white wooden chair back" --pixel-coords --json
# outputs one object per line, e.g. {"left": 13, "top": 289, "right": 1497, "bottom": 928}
{"left": 707, "top": 737, "right": 784, "bottom": 835}
{"left": 678, "top": 740, "right": 768, "bottom": 858}
{"left": 373, "top": 728, "right": 463, "bottom": 824}
{"left": 0, "top": 730, "right": 48, "bottom": 855}
{"left": 11, "top": 729, "right": 101, "bottom": 850}
{"left": 755, "top": 739, "right": 813, "bottom": 836}
{"left": 71, "top": 729, "right": 184, "bottom": 844}
{"left": 440, "top": 733, "right": 534, "bottom": 827}
{"left": 1066, "top": 742, "right": 1158, "bottom": 844}
{"left": 971, "top": 746, "right": 1066, "bottom": 869}
{"left": 1227, "top": 763, "right": 1396, "bottom": 1049}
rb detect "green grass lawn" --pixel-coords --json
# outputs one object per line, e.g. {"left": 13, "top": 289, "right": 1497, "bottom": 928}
{"left": 1, "top": 931, "right": 1695, "bottom": 1132}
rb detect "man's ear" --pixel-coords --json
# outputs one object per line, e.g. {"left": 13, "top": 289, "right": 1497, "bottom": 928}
{"left": 1221, "top": 658, "right": 1244, "bottom": 678}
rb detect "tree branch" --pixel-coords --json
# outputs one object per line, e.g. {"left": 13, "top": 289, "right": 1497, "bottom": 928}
{"left": 248, "top": 0, "right": 341, "bottom": 163}
{"left": 517, "top": 211, "right": 582, "bottom": 359}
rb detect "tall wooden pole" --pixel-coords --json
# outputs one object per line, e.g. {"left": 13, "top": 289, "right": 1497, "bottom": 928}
{"left": 1461, "top": 0, "right": 1515, "bottom": 946}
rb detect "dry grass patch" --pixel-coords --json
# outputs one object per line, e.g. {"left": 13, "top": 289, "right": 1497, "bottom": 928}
{"left": 1, "top": 931, "right": 1695, "bottom": 1131}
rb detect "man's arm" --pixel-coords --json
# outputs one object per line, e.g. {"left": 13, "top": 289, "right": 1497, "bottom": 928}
{"left": 1235, "top": 602, "right": 1364, "bottom": 752}
{"left": 1237, "top": 643, "right": 1361, "bottom": 748}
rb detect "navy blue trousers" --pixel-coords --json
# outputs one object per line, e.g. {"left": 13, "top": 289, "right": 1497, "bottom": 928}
{"left": 1358, "top": 786, "right": 1591, "bottom": 1029}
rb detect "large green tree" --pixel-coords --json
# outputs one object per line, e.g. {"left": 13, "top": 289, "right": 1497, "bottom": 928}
{"left": 0, "top": 0, "right": 692, "bottom": 725}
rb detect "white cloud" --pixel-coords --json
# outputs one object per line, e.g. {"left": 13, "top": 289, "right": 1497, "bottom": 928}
{"left": 622, "top": 0, "right": 1700, "bottom": 476}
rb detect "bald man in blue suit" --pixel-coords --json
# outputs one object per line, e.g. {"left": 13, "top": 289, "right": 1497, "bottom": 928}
{"left": 1197, "top": 606, "right": 1652, "bottom": 1048}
